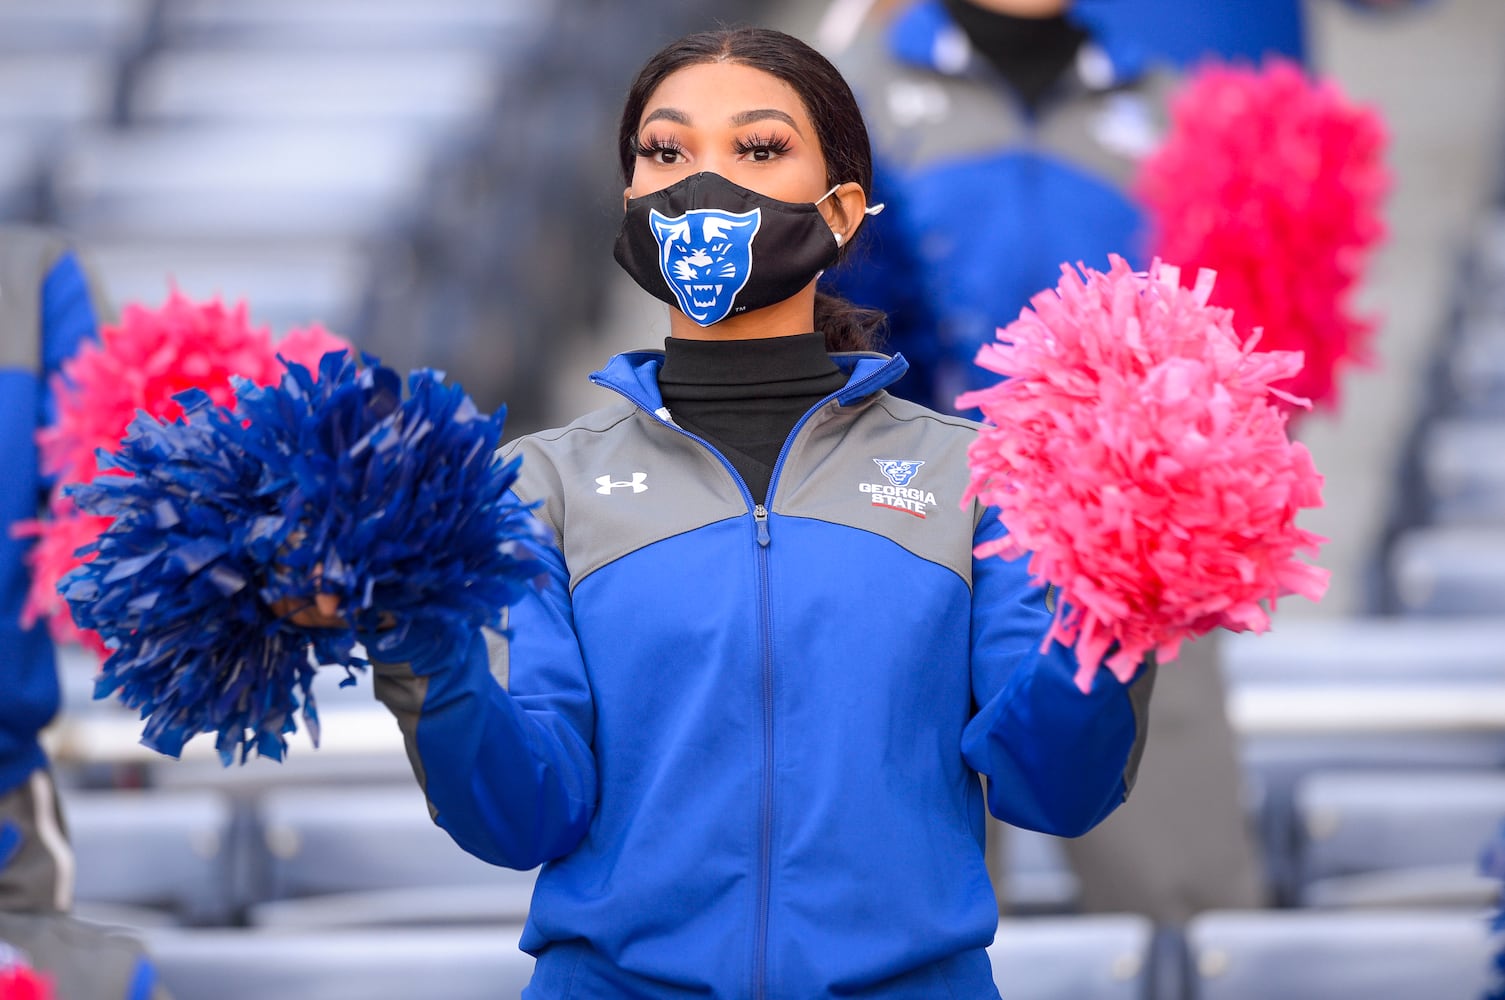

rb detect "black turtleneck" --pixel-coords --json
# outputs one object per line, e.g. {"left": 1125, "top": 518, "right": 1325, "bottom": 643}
{"left": 658, "top": 333, "right": 849, "bottom": 504}
{"left": 941, "top": 0, "right": 1089, "bottom": 112}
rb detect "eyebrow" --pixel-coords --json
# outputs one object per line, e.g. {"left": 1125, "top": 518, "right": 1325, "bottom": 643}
{"left": 729, "top": 108, "right": 803, "bottom": 134}
{"left": 641, "top": 108, "right": 690, "bottom": 128}
{"left": 639, "top": 107, "right": 804, "bottom": 135}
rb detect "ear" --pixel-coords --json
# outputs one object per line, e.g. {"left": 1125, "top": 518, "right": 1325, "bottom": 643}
{"left": 818, "top": 182, "right": 871, "bottom": 248}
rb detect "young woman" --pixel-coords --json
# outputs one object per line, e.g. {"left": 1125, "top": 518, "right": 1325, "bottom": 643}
{"left": 359, "top": 27, "right": 1154, "bottom": 998}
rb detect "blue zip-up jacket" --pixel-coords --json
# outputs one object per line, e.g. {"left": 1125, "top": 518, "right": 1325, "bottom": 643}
{"left": 0, "top": 227, "right": 105, "bottom": 797}
{"left": 828, "top": 0, "right": 1172, "bottom": 414}
{"left": 370, "top": 350, "right": 1154, "bottom": 998}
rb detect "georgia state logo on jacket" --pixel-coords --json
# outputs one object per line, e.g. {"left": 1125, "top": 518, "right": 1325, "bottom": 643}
{"left": 650, "top": 208, "right": 761, "bottom": 325}
{"left": 862, "top": 459, "right": 938, "bottom": 518}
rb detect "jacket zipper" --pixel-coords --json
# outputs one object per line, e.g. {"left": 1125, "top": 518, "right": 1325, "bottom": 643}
{"left": 752, "top": 501, "right": 772, "bottom": 1000}
{"left": 590, "top": 359, "right": 897, "bottom": 997}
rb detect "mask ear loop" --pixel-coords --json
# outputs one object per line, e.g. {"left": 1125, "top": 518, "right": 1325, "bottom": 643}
{"left": 818, "top": 184, "right": 887, "bottom": 249}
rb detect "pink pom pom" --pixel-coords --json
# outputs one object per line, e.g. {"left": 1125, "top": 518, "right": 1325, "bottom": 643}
{"left": 273, "top": 323, "right": 353, "bottom": 372}
{"left": 1136, "top": 59, "right": 1390, "bottom": 414}
{"left": 0, "top": 964, "right": 53, "bottom": 1000}
{"left": 12, "top": 500, "right": 111, "bottom": 656}
{"left": 37, "top": 291, "right": 285, "bottom": 484}
{"left": 959, "top": 257, "right": 1329, "bottom": 692}
{"left": 22, "top": 292, "right": 351, "bottom": 655}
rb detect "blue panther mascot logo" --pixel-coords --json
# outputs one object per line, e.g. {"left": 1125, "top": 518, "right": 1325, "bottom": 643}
{"left": 650, "top": 207, "right": 762, "bottom": 325}
{"left": 874, "top": 460, "right": 925, "bottom": 487}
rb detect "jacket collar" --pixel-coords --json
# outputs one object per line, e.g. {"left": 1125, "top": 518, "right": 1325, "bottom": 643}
{"left": 591, "top": 349, "right": 910, "bottom": 414}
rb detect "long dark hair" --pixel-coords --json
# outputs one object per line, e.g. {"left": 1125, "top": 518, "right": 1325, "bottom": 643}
{"left": 617, "top": 27, "right": 887, "bottom": 353}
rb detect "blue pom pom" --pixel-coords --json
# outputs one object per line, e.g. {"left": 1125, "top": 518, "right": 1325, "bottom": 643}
{"left": 64, "top": 392, "right": 315, "bottom": 764}
{"left": 237, "top": 353, "right": 550, "bottom": 658}
{"left": 64, "top": 354, "right": 550, "bottom": 764}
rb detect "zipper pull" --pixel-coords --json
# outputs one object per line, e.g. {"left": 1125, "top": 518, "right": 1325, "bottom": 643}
{"left": 753, "top": 504, "right": 770, "bottom": 547}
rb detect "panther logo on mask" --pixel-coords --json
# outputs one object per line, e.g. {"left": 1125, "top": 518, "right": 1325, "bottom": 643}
{"left": 649, "top": 208, "right": 762, "bottom": 325}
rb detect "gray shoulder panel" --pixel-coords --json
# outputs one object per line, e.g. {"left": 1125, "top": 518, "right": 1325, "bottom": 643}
{"left": 371, "top": 660, "right": 435, "bottom": 814}
{"left": 0, "top": 912, "right": 151, "bottom": 1000}
{"left": 1122, "top": 652, "right": 1157, "bottom": 795}
{"left": 0, "top": 225, "right": 69, "bottom": 370}
{"left": 1035, "top": 69, "right": 1177, "bottom": 190}
{"left": 843, "top": 32, "right": 1174, "bottom": 192}
{"left": 774, "top": 392, "right": 985, "bottom": 585}
{"left": 843, "top": 42, "right": 1029, "bottom": 175}
{"left": 502, "top": 401, "right": 750, "bottom": 592}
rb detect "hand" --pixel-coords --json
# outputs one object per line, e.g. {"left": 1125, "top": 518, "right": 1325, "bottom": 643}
{"left": 271, "top": 591, "right": 348, "bottom": 629}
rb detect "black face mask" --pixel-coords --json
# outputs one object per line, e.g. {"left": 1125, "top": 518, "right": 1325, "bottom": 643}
{"left": 613, "top": 172, "right": 853, "bottom": 328}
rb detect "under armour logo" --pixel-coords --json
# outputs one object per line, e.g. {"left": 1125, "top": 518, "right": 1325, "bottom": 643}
{"left": 595, "top": 473, "right": 648, "bottom": 495}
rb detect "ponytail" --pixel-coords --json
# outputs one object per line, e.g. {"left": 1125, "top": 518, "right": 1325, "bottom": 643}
{"left": 816, "top": 290, "right": 887, "bottom": 353}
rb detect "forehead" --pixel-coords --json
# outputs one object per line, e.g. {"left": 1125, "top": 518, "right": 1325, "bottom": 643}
{"left": 639, "top": 61, "right": 813, "bottom": 130}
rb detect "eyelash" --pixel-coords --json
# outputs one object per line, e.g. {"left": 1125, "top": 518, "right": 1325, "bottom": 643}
{"left": 631, "top": 131, "right": 794, "bottom": 163}
{"left": 632, "top": 133, "right": 686, "bottom": 162}
{"left": 734, "top": 132, "right": 793, "bottom": 160}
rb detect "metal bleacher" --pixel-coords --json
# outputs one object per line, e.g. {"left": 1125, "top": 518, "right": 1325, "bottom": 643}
{"left": 0, "top": 0, "right": 590, "bottom": 426}
{"left": 1291, "top": 770, "right": 1504, "bottom": 909}
{"left": 1184, "top": 909, "right": 1492, "bottom": 1000}
{"left": 143, "top": 925, "right": 535, "bottom": 1000}
{"left": 67, "top": 788, "right": 237, "bottom": 926}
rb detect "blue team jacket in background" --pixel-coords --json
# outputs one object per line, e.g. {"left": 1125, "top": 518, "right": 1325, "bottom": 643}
{"left": 368, "top": 351, "right": 1153, "bottom": 997}
{"left": 829, "top": 0, "right": 1168, "bottom": 414}
{"left": 1072, "top": 0, "right": 1427, "bottom": 70}
{"left": 0, "top": 231, "right": 102, "bottom": 797}
{"left": 1072, "top": 0, "right": 1309, "bottom": 66}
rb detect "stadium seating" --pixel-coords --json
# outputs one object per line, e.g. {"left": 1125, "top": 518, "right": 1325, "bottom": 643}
{"left": 1221, "top": 616, "right": 1505, "bottom": 903}
{"left": 249, "top": 885, "right": 535, "bottom": 931}
{"left": 0, "top": 0, "right": 152, "bottom": 54}
{"left": 1221, "top": 617, "right": 1505, "bottom": 685}
{"left": 1185, "top": 909, "right": 1492, "bottom": 999}
{"left": 51, "top": 126, "right": 434, "bottom": 242}
{"left": 1292, "top": 769, "right": 1504, "bottom": 908}
{"left": 988, "top": 915, "right": 1156, "bottom": 999}
{"left": 0, "top": 130, "right": 45, "bottom": 221}
{"left": 1421, "top": 420, "right": 1505, "bottom": 525}
{"left": 1448, "top": 323, "right": 1505, "bottom": 418}
{"left": 1388, "top": 526, "right": 1505, "bottom": 615}
{"left": 65, "top": 788, "right": 237, "bottom": 924}
{"left": 157, "top": 0, "right": 542, "bottom": 51}
{"left": 9, "top": 6, "right": 1504, "bottom": 996}
{"left": 0, "top": 54, "right": 116, "bottom": 129}
{"left": 246, "top": 785, "right": 536, "bottom": 926}
{"left": 145, "top": 925, "right": 535, "bottom": 1000}
{"left": 82, "top": 236, "right": 372, "bottom": 336}
{"left": 999, "top": 826, "right": 1081, "bottom": 915}
{"left": 1240, "top": 730, "right": 1505, "bottom": 905}
{"left": 128, "top": 50, "right": 500, "bottom": 132}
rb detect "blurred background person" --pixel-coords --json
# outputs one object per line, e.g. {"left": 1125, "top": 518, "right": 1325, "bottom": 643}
{"left": 0, "top": 225, "right": 108, "bottom": 918}
{"left": 0, "top": 223, "right": 165, "bottom": 999}
{"left": 823, "top": 0, "right": 1266, "bottom": 926}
